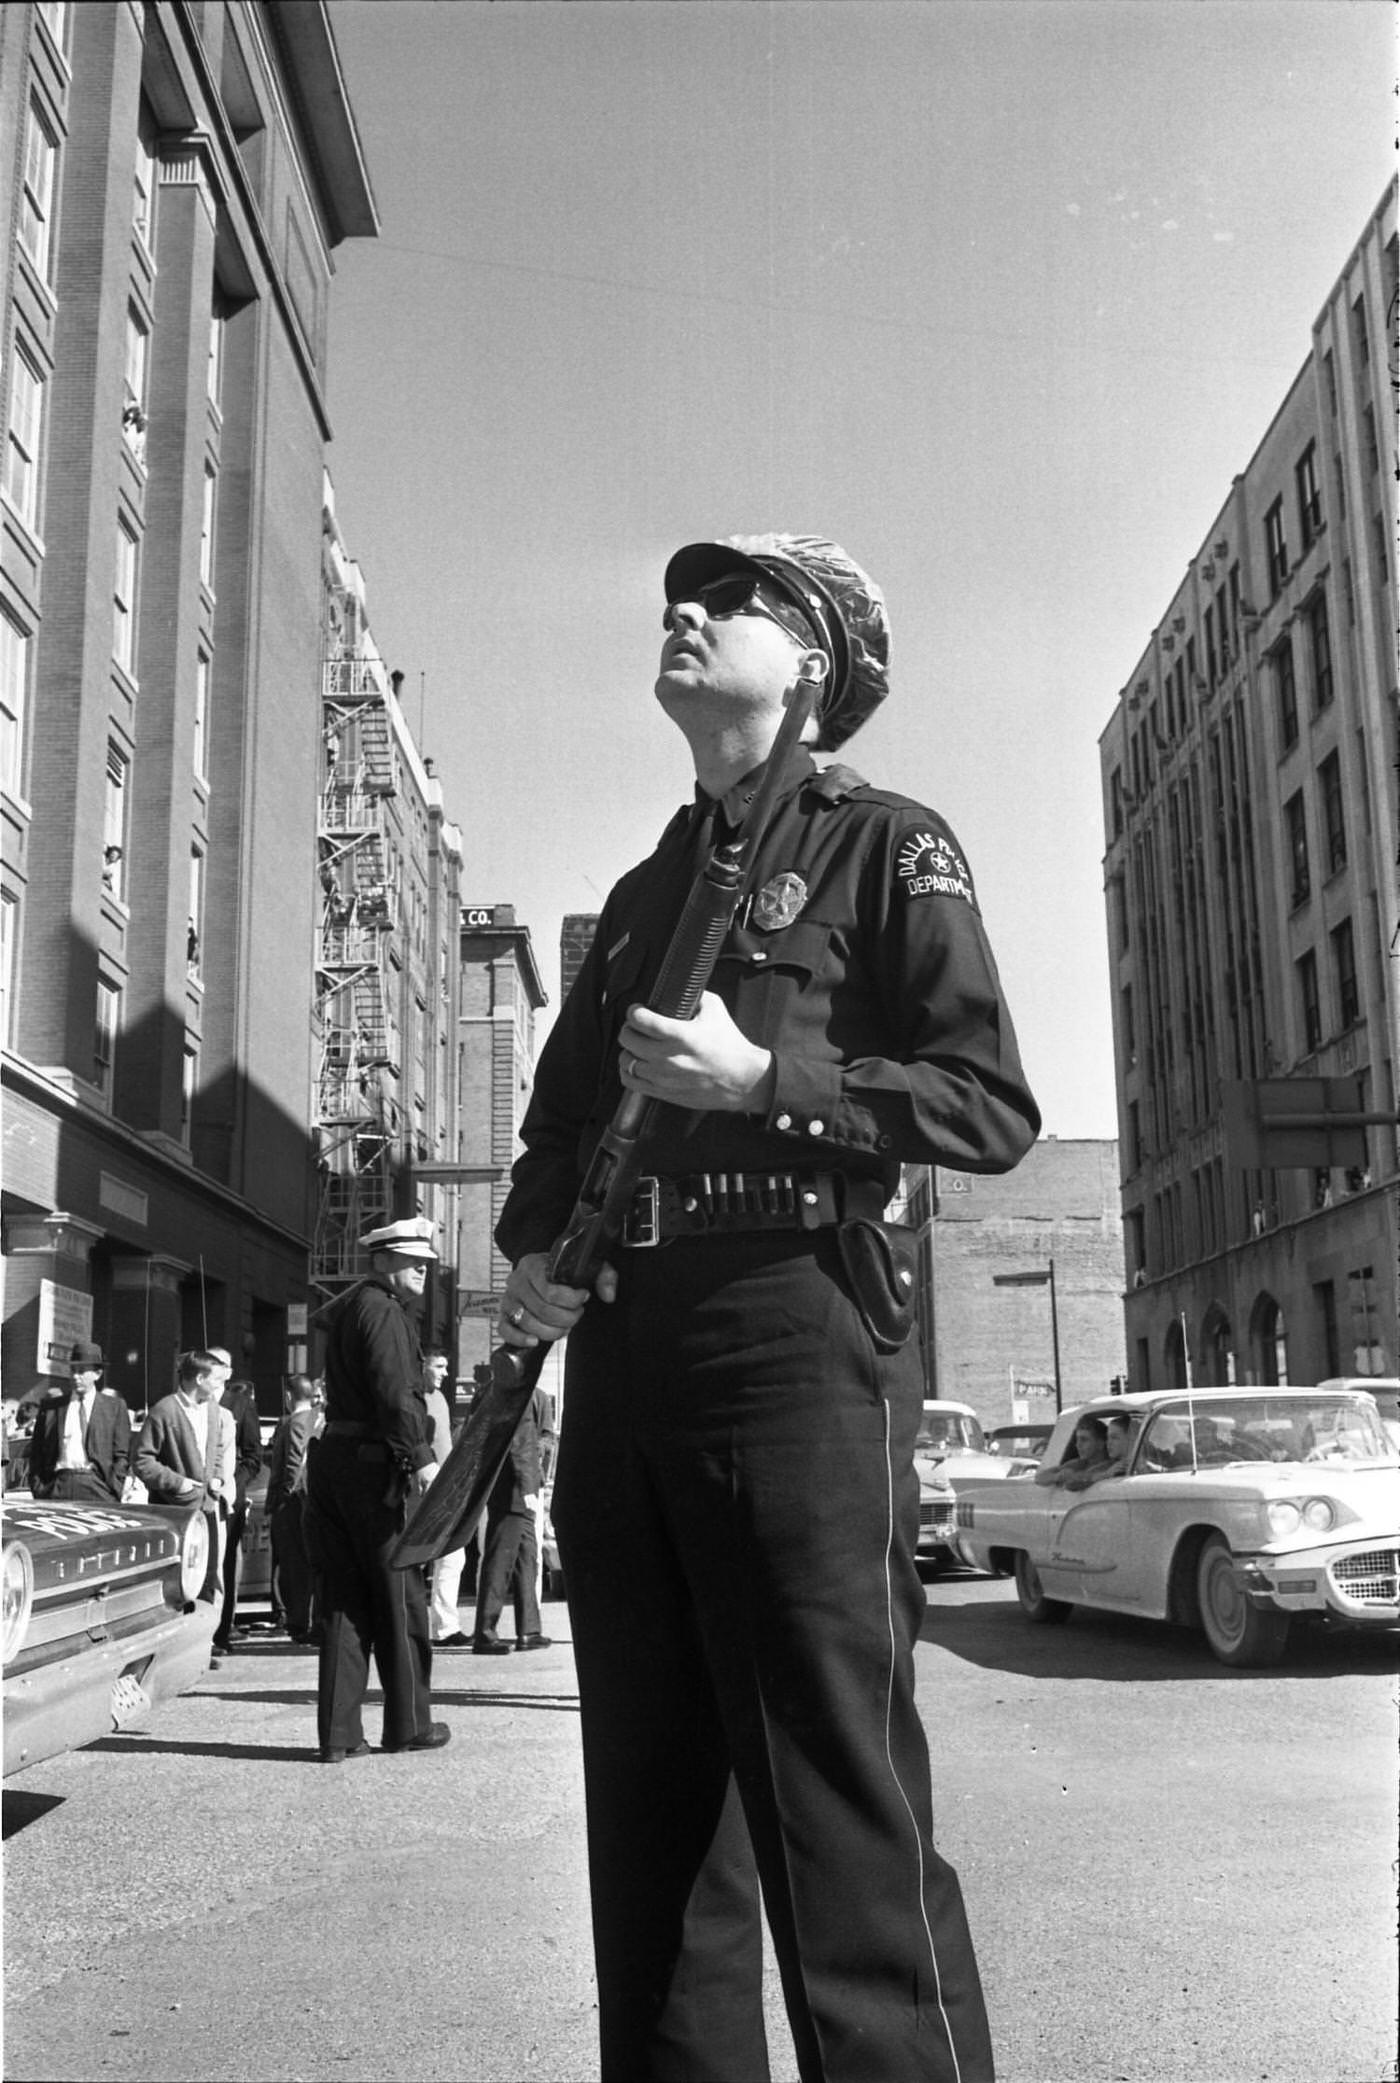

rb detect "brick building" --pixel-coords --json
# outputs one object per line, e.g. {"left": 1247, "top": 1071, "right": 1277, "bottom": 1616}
{"left": 560, "top": 911, "right": 598, "bottom": 1007}
{"left": 311, "top": 481, "right": 463, "bottom": 1363}
{"left": 905, "top": 1142, "right": 1127, "bottom": 1426}
{"left": 456, "top": 904, "right": 546, "bottom": 1384}
{"left": 1, "top": 3, "right": 376, "bottom": 1411}
{"left": 1098, "top": 181, "right": 1398, "bottom": 1390}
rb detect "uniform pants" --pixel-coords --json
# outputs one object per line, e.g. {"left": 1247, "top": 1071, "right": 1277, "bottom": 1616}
{"left": 552, "top": 1230, "right": 994, "bottom": 2083}
{"left": 475, "top": 1502, "right": 542, "bottom": 1640}
{"left": 305, "top": 1437, "right": 432, "bottom": 1751}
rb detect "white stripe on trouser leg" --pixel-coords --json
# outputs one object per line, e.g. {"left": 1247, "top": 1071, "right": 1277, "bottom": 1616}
{"left": 879, "top": 1397, "right": 962, "bottom": 2083}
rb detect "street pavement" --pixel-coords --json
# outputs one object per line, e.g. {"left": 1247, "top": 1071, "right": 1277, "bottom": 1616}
{"left": 3, "top": 1576, "right": 1397, "bottom": 2083}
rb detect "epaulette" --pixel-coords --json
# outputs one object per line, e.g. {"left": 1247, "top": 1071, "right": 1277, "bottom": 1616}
{"left": 808, "top": 762, "right": 867, "bottom": 802}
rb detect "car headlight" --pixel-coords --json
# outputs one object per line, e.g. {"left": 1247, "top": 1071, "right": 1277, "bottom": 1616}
{"left": 178, "top": 1512, "right": 209, "bottom": 1602}
{"left": 1266, "top": 1497, "right": 1337, "bottom": 1537}
{"left": 2, "top": 1541, "right": 35, "bottom": 1663}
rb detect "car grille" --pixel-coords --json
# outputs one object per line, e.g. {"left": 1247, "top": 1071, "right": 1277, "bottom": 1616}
{"left": 1331, "top": 1548, "right": 1400, "bottom": 1603}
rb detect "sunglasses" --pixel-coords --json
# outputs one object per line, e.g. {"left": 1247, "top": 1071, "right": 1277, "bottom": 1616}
{"left": 663, "top": 573, "right": 821, "bottom": 649}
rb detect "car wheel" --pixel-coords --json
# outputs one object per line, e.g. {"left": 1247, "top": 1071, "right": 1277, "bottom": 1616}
{"left": 1196, "top": 1534, "right": 1290, "bottom": 1667}
{"left": 1013, "top": 1550, "right": 1071, "bottom": 1624}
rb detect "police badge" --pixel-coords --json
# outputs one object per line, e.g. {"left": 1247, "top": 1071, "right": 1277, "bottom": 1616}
{"left": 752, "top": 872, "right": 808, "bottom": 931}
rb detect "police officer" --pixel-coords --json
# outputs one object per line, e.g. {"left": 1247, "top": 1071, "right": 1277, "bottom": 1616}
{"left": 496, "top": 535, "right": 1040, "bottom": 2081}
{"left": 306, "top": 1215, "right": 449, "bottom": 1763}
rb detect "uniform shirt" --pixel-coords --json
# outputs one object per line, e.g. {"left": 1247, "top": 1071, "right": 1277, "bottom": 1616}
{"left": 322, "top": 1273, "right": 434, "bottom": 1474}
{"left": 498, "top": 745, "right": 1040, "bottom": 1262}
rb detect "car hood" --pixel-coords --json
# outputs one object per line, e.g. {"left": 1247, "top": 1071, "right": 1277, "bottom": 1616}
{"left": 3, "top": 1499, "right": 188, "bottom": 1599}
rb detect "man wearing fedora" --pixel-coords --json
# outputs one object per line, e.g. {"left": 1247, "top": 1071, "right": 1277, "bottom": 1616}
{"left": 495, "top": 535, "right": 1039, "bottom": 2082}
{"left": 304, "top": 1215, "right": 449, "bottom": 1764}
{"left": 28, "top": 1339, "right": 131, "bottom": 1504}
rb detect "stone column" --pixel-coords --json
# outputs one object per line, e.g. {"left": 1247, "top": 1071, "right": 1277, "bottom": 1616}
{"left": 109, "top": 1253, "right": 191, "bottom": 1412}
{"left": 1, "top": 1212, "right": 105, "bottom": 1393}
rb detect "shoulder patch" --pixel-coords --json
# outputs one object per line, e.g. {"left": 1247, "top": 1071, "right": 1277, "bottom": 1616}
{"left": 894, "top": 826, "right": 977, "bottom": 905}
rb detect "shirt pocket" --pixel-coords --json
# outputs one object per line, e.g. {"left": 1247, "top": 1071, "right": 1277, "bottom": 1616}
{"left": 715, "top": 918, "right": 834, "bottom": 1048}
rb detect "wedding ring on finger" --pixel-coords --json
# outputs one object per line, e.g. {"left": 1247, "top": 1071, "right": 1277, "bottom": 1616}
{"left": 507, "top": 1304, "right": 525, "bottom": 1327}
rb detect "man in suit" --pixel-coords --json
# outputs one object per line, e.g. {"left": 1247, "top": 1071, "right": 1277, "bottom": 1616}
{"left": 27, "top": 1340, "right": 131, "bottom": 1503}
{"left": 266, "top": 1374, "right": 320, "bottom": 1642}
{"left": 134, "top": 1350, "right": 237, "bottom": 1609}
{"left": 472, "top": 1386, "right": 551, "bottom": 1656}
{"left": 214, "top": 1371, "right": 263, "bottom": 1655}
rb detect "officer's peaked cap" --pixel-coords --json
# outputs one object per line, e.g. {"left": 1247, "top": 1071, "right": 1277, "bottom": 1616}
{"left": 361, "top": 1216, "right": 438, "bottom": 1260}
{"left": 664, "top": 534, "right": 890, "bottom": 750}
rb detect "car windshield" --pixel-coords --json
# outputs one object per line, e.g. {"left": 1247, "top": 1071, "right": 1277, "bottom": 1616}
{"left": 916, "top": 1413, "right": 986, "bottom": 1454}
{"left": 1135, "top": 1393, "right": 1391, "bottom": 1472}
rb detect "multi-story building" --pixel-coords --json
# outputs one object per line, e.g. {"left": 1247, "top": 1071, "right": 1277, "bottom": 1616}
{"left": 0, "top": 2, "right": 376, "bottom": 1412}
{"left": 905, "top": 1142, "right": 1127, "bottom": 1423}
{"left": 456, "top": 903, "right": 546, "bottom": 1386}
{"left": 311, "top": 482, "right": 462, "bottom": 1362}
{"left": 560, "top": 912, "right": 598, "bottom": 1006}
{"left": 1098, "top": 181, "right": 1398, "bottom": 1391}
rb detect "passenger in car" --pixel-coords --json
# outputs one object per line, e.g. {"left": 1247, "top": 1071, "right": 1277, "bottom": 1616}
{"left": 1034, "top": 1414, "right": 1109, "bottom": 1490}
{"left": 1080, "top": 1411, "right": 1136, "bottom": 1483}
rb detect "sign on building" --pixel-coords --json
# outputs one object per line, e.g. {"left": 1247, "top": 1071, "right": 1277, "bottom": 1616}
{"left": 36, "top": 1280, "right": 93, "bottom": 1377}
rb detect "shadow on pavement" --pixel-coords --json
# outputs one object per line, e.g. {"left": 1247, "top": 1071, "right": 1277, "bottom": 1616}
{"left": 921, "top": 1586, "right": 1400, "bottom": 1682}
{"left": 3, "top": 1790, "right": 64, "bottom": 1838}
{"left": 91, "top": 1735, "right": 312, "bottom": 1762}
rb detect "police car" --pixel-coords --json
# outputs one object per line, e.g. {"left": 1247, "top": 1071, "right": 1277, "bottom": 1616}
{"left": 3, "top": 1498, "right": 216, "bottom": 1776}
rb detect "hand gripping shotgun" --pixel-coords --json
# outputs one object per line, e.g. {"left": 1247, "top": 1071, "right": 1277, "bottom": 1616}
{"left": 391, "top": 668, "right": 822, "bottom": 1570}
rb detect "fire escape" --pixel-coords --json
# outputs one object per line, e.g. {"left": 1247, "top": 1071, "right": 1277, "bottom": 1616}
{"left": 312, "top": 655, "right": 401, "bottom": 1285}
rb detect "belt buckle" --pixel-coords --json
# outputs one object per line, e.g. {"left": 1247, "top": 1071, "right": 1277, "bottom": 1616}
{"left": 624, "top": 1176, "right": 662, "bottom": 1248}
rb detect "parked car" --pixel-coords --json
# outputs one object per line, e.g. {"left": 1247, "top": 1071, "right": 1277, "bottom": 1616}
{"left": 915, "top": 1401, "right": 1039, "bottom": 1571}
{"left": 3, "top": 1498, "right": 216, "bottom": 1776}
{"left": 955, "top": 1386, "right": 1400, "bottom": 1667}
{"left": 1319, "top": 1378, "right": 1400, "bottom": 1454}
{"left": 985, "top": 1423, "right": 1053, "bottom": 1463}
{"left": 915, "top": 1453, "right": 958, "bottom": 1569}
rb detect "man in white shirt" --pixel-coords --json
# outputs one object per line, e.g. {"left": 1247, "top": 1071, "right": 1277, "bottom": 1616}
{"left": 134, "top": 1351, "right": 237, "bottom": 1623}
{"left": 27, "top": 1340, "right": 131, "bottom": 1503}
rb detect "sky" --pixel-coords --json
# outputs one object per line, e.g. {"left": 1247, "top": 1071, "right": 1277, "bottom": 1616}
{"left": 321, "top": 0, "right": 1394, "bottom": 1139}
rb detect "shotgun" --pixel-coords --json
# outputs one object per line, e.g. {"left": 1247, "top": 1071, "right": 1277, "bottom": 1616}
{"left": 391, "top": 669, "right": 821, "bottom": 1568}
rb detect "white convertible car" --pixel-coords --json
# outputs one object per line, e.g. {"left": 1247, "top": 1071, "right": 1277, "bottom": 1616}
{"left": 955, "top": 1386, "right": 1400, "bottom": 1666}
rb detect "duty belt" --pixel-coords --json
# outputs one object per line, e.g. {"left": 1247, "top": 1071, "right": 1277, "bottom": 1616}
{"left": 621, "top": 1169, "right": 887, "bottom": 1247}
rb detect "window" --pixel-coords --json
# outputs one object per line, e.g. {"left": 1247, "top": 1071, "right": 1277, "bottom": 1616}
{"left": 208, "top": 305, "right": 225, "bottom": 408}
{"left": 0, "top": 887, "right": 15, "bottom": 1045}
{"left": 1333, "top": 451, "right": 1346, "bottom": 521}
{"left": 114, "top": 520, "right": 137, "bottom": 673}
{"left": 1284, "top": 791, "right": 1310, "bottom": 908}
{"left": 1296, "top": 949, "right": 1321, "bottom": 1053}
{"left": 1351, "top": 293, "right": 1369, "bottom": 367}
{"left": 1264, "top": 498, "right": 1288, "bottom": 598}
{"left": 3, "top": 347, "right": 44, "bottom": 528}
{"left": 1331, "top": 919, "right": 1359, "bottom": 1030}
{"left": 1307, "top": 593, "right": 1333, "bottom": 711}
{"left": 1318, "top": 751, "right": 1346, "bottom": 876}
{"left": 1295, "top": 442, "right": 1321, "bottom": 550}
{"left": 1203, "top": 604, "right": 1217, "bottom": 686}
{"left": 133, "top": 116, "right": 156, "bottom": 247}
{"left": 95, "top": 974, "right": 121, "bottom": 1093}
{"left": 0, "top": 608, "right": 29, "bottom": 798}
{"left": 193, "top": 652, "right": 210, "bottom": 781}
{"left": 36, "top": 2, "right": 68, "bottom": 52}
{"left": 1374, "top": 513, "right": 1390, "bottom": 587}
{"left": 1362, "top": 404, "right": 1379, "bottom": 477}
{"left": 19, "top": 99, "right": 57, "bottom": 283}
{"left": 1323, "top": 348, "right": 1337, "bottom": 415}
{"left": 181, "top": 1042, "right": 199, "bottom": 1142}
{"left": 102, "top": 742, "right": 129, "bottom": 901}
{"left": 200, "top": 466, "right": 216, "bottom": 588}
{"left": 122, "top": 307, "right": 148, "bottom": 459}
{"left": 1273, "top": 636, "right": 1297, "bottom": 750}
{"left": 188, "top": 847, "right": 204, "bottom": 978}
